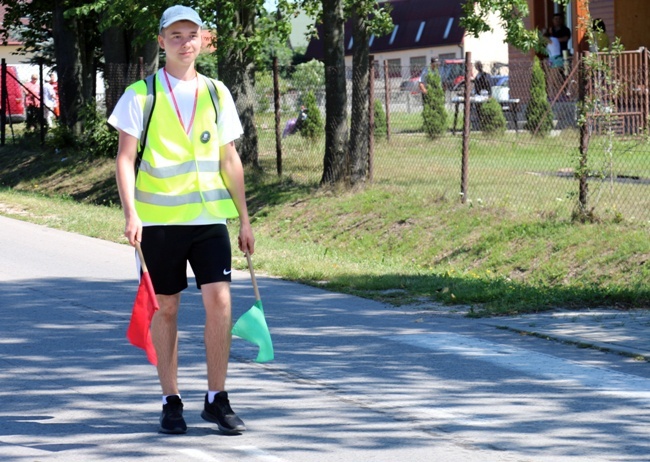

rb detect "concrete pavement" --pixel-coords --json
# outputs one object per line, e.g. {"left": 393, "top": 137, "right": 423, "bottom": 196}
{"left": 1, "top": 214, "right": 649, "bottom": 462}
{"left": 481, "top": 309, "right": 650, "bottom": 362}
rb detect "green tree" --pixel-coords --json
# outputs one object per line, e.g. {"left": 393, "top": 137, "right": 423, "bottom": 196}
{"left": 373, "top": 99, "right": 387, "bottom": 140}
{"left": 299, "top": 90, "right": 324, "bottom": 139}
{"left": 291, "top": 59, "right": 325, "bottom": 93}
{"left": 524, "top": 57, "right": 554, "bottom": 136}
{"left": 346, "top": 0, "right": 392, "bottom": 185}
{"left": 461, "top": 0, "right": 570, "bottom": 53}
{"left": 1, "top": 0, "right": 102, "bottom": 134}
{"left": 422, "top": 68, "right": 447, "bottom": 139}
{"left": 299, "top": 0, "right": 391, "bottom": 186}
{"left": 316, "top": 0, "right": 348, "bottom": 184}
{"left": 208, "top": 0, "right": 295, "bottom": 169}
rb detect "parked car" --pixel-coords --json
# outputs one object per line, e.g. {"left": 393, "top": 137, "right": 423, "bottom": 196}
{"left": 438, "top": 59, "right": 467, "bottom": 91}
{"left": 399, "top": 77, "right": 422, "bottom": 94}
{"left": 490, "top": 75, "right": 509, "bottom": 88}
{"left": 400, "top": 59, "right": 469, "bottom": 94}
{"left": 0, "top": 66, "right": 26, "bottom": 123}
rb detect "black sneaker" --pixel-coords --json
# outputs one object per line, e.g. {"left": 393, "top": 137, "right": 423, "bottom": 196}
{"left": 201, "top": 391, "right": 246, "bottom": 434}
{"left": 159, "top": 395, "right": 187, "bottom": 434}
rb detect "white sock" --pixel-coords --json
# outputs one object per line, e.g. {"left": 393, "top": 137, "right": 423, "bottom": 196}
{"left": 162, "top": 394, "right": 181, "bottom": 405}
{"left": 207, "top": 391, "right": 221, "bottom": 403}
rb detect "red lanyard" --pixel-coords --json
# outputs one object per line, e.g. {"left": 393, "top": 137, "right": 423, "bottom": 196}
{"left": 163, "top": 68, "right": 198, "bottom": 135}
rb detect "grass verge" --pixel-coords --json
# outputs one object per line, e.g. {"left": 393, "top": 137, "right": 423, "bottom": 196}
{"left": 1, "top": 140, "right": 649, "bottom": 317}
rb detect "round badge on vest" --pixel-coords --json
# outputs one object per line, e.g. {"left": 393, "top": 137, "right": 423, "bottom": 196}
{"left": 200, "top": 131, "right": 211, "bottom": 143}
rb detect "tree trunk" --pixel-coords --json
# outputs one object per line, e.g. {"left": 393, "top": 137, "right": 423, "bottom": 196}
{"left": 216, "top": 1, "right": 259, "bottom": 168}
{"left": 52, "top": 3, "right": 89, "bottom": 135}
{"left": 321, "top": 0, "right": 348, "bottom": 185}
{"left": 348, "top": 9, "right": 370, "bottom": 185}
{"left": 102, "top": 25, "right": 158, "bottom": 116}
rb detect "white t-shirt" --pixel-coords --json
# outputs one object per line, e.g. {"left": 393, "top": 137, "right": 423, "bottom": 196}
{"left": 546, "top": 36, "right": 561, "bottom": 58}
{"left": 43, "top": 82, "right": 56, "bottom": 109}
{"left": 108, "top": 68, "right": 244, "bottom": 226}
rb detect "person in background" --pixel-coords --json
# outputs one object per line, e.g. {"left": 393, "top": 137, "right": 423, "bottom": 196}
{"left": 551, "top": 13, "right": 571, "bottom": 55}
{"left": 43, "top": 76, "right": 57, "bottom": 127}
{"left": 473, "top": 61, "right": 491, "bottom": 96}
{"left": 543, "top": 28, "right": 564, "bottom": 100}
{"left": 550, "top": 13, "right": 571, "bottom": 55}
{"left": 543, "top": 29, "right": 563, "bottom": 68}
{"left": 24, "top": 74, "right": 40, "bottom": 131}
{"left": 418, "top": 57, "right": 439, "bottom": 95}
{"left": 591, "top": 18, "right": 610, "bottom": 52}
{"left": 49, "top": 74, "right": 60, "bottom": 117}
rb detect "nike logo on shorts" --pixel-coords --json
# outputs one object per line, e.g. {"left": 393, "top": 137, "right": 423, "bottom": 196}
{"left": 223, "top": 269, "right": 232, "bottom": 275}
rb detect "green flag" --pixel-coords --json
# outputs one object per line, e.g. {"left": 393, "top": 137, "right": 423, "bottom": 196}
{"left": 232, "top": 253, "right": 274, "bottom": 362}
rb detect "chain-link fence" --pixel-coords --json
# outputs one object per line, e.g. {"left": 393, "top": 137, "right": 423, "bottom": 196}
{"left": 253, "top": 52, "right": 650, "bottom": 222}
{"left": 7, "top": 51, "right": 647, "bottom": 222}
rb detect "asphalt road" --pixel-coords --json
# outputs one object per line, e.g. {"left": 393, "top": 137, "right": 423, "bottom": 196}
{"left": 1, "top": 215, "right": 649, "bottom": 462}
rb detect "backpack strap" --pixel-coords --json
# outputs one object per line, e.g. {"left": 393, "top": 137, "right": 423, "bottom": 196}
{"left": 137, "top": 73, "right": 157, "bottom": 169}
{"left": 201, "top": 75, "right": 220, "bottom": 124}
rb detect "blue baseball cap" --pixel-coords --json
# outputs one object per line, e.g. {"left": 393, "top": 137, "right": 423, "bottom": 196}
{"left": 159, "top": 5, "right": 204, "bottom": 32}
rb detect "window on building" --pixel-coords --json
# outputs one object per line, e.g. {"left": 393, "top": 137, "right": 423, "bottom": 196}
{"left": 438, "top": 52, "right": 456, "bottom": 60}
{"left": 387, "top": 58, "right": 402, "bottom": 78}
{"left": 443, "top": 18, "right": 453, "bottom": 39}
{"left": 410, "top": 56, "right": 426, "bottom": 77}
{"left": 389, "top": 25, "right": 399, "bottom": 45}
{"left": 415, "top": 21, "right": 426, "bottom": 43}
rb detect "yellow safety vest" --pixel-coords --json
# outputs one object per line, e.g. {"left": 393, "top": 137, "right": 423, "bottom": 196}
{"left": 128, "top": 74, "right": 239, "bottom": 223}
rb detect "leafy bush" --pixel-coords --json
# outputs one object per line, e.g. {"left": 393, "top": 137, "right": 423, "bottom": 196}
{"left": 421, "top": 68, "right": 447, "bottom": 139}
{"left": 374, "top": 99, "right": 387, "bottom": 139}
{"left": 291, "top": 59, "right": 325, "bottom": 93}
{"left": 195, "top": 52, "right": 219, "bottom": 79}
{"left": 524, "top": 57, "right": 554, "bottom": 136}
{"left": 79, "top": 103, "right": 118, "bottom": 158}
{"left": 299, "top": 90, "right": 323, "bottom": 139}
{"left": 479, "top": 97, "right": 507, "bottom": 135}
{"left": 45, "top": 103, "right": 118, "bottom": 158}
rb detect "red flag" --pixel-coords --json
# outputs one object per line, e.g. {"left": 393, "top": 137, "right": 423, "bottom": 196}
{"left": 126, "top": 271, "right": 159, "bottom": 365}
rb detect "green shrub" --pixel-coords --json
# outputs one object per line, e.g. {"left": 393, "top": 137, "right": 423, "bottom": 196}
{"left": 291, "top": 59, "right": 325, "bottom": 93}
{"left": 79, "top": 103, "right": 118, "bottom": 158}
{"left": 374, "top": 99, "right": 387, "bottom": 139}
{"left": 422, "top": 68, "right": 447, "bottom": 139}
{"left": 524, "top": 57, "right": 554, "bottom": 136}
{"left": 480, "top": 97, "right": 507, "bottom": 135}
{"left": 299, "top": 90, "right": 323, "bottom": 139}
{"left": 45, "top": 102, "right": 118, "bottom": 158}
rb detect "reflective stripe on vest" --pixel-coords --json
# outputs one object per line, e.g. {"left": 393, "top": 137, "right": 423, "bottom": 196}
{"left": 128, "top": 74, "right": 239, "bottom": 224}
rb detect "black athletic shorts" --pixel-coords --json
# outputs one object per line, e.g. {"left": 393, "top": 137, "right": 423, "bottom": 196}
{"left": 141, "top": 224, "right": 232, "bottom": 295}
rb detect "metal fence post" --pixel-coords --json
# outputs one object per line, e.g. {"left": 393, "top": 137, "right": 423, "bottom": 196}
{"left": 384, "top": 60, "right": 391, "bottom": 142}
{"left": 39, "top": 61, "right": 46, "bottom": 144}
{"left": 578, "top": 52, "right": 590, "bottom": 214}
{"left": 1, "top": 59, "right": 6, "bottom": 146}
{"left": 273, "top": 56, "right": 282, "bottom": 176}
{"left": 368, "top": 55, "right": 375, "bottom": 183}
{"left": 460, "top": 51, "right": 472, "bottom": 204}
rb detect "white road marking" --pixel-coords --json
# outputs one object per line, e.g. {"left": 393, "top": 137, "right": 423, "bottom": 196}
{"left": 234, "top": 445, "right": 287, "bottom": 461}
{"left": 178, "top": 448, "right": 223, "bottom": 461}
{"left": 178, "top": 446, "right": 287, "bottom": 462}
{"left": 389, "top": 332, "right": 650, "bottom": 402}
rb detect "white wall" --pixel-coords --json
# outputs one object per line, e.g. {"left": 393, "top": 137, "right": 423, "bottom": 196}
{"left": 344, "top": 45, "right": 463, "bottom": 79}
{"left": 463, "top": 11, "right": 508, "bottom": 69}
{"left": 0, "top": 45, "right": 35, "bottom": 65}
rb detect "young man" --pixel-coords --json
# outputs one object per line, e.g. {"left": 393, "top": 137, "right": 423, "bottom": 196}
{"left": 109, "top": 5, "right": 254, "bottom": 435}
